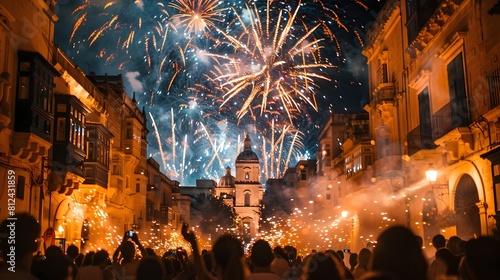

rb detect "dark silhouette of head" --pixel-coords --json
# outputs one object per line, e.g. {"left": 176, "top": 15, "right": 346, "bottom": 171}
{"left": 212, "top": 234, "right": 245, "bottom": 280}
{"left": 370, "top": 226, "right": 427, "bottom": 280}
{"left": 82, "top": 251, "right": 95, "bottom": 266}
{"left": 93, "top": 249, "right": 110, "bottom": 267}
{"left": 358, "top": 248, "right": 372, "bottom": 268}
{"left": 461, "top": 236, "right": 500, "bottom": 280}
{"left": 336, "top": 250, "right": 345, "bottom": 261}
{"left": 45, "top": 245, "right": 65, "bottom": 259}
{"left": 66, "top": 244, "right": 79, "bottom": 260}
{"left": 120, "top": 240, "right": 136, "bottom": 261}
{"left": 435, "top": 248, "right": 459, "bottom": 276}
{"left": 251, "top": 239, "right": 274, "bottom": 267}
{"left": 446, "top": 236, "right": 463, "bottom": 256}
{"left": 273, "top": 246, "right": 288, "bottom": 259}
{"left": 303, "top": 252, "right": 344, "bottom": 280}
{"left": 0, "top": 213, "right": 41, "bottom": 262}
{"left": 162, "top": 258, "right": 174, "bottom": 277}
{"left": 137, "top": 257, "right": 165, "bottom": 280}
{"left": 75, "top": 253, "right": 85, "bottom": 267}
{"left": 432, "top": 234, "right": 446, "bottom": 249}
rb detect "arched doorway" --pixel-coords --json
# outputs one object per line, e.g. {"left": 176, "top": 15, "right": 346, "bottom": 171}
{"left": 454, "top": 174, "right": 481, "bottom": 239}
{"left": 422, "top": 191, "right": 438, "bottom": 245}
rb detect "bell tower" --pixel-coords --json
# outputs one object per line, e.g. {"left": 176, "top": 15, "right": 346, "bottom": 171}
{"left": 234, "top": 132, "right": 263, "bottom": 237}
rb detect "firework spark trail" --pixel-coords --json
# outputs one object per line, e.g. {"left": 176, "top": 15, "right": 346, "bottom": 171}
{"left": 276, "top": 126, "right": 288, "bottom": 178}
{"left": 171, "top": 108, "right": 177, "bottom": 173}
{"left": 261, "top": 137, "right": 268, "bottom": 180}
{"left": 284, "top": 131, "right": 301, "bottom": 176}
{"left": 149, "top": 112, "right": 167, "bottom": 171}
{"left": 182, "top": 134, "right": 187, "bottom": 185}
{"left": 199, "top": 121, "right": 224, "bottom": 172}
{"left": 205, "top": 0, "right": 334, "bottom": 123}
{"left": 270, "top": 119, "right": 275, "bottom": 178}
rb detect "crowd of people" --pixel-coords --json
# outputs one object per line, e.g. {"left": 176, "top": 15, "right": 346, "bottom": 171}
{"left": 1, "top": 213, "right": 500, "bottom": 280}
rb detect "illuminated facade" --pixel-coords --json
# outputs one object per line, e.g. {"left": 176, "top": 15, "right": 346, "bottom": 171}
{"left": 213, "top": 134, "right": 263, "bottom": 237}
{"left": 0, "top": 0, "right": 184, "bottom": 252}
{"left": 315, "top": 0, "right": 500, "bottom": 253}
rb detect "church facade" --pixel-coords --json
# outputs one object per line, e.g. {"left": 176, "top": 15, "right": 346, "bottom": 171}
{"left": 213, "top": 134, "right": 263, "bottom": 237}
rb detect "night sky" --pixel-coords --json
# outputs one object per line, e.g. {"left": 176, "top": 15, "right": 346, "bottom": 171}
{"left": 53, "top": 0, "right": 384, "bottom": 185}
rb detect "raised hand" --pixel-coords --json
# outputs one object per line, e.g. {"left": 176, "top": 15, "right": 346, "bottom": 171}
{"left": 181, "top": 223, "right": 196, "bottom": 244}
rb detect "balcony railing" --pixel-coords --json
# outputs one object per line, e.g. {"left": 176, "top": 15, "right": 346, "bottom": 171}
{"left": 372, "top": 83, "right": 396, "bottom": 105}
{"left": 407, "top": 125, "right": 436, "bottom": 156}
{"left": 431, "top": 103, "right": 452, "bottom": 140}
{"left": 408, "top": 101, "right": 472, "bottom": 155}
{"left": 489, "top": 68, "right": 500, "bottom": 109}
{"left": 53, "top": 47, "right": 105, "bottom": 109}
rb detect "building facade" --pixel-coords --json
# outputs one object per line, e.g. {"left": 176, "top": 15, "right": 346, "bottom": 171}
{"left": 313, "top": 0, "right": 500, "bottom": 254}
{"left": 212, "top": 134, "right": 263, "bottom": 237}
{"left": 0, "top": 0, "right": 184, "bottom": 252}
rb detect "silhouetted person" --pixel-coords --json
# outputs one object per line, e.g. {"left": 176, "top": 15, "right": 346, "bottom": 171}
{"left": 82, "top": 251, "right": 96, "bottom": 267}
{"left": 370, "top": 226, "right": 427, "bottom": 280}
{"left": 270, "top": 246, "right": 288, "bottom": 278}
{"left": 349, "top": 253, "right": 358, "bottom": 272}
{"left": 432, "top": 234, "right": 446, "bottom": 250}
{"left": 137, "top": 257, "right": 164, "bottom": 280}
{"left": 212, "top": 234, "right": 247, "bottom": 280}
{"left": 247, "top": 239, "right": 280, "bottom": 280}
{"left": 353, "top": 248, "right": 372, "bottom": 280}
{"left": 0, "top": 213, "right": 41, "bottom": 280}
{"left": 77, "top": 249, "right": 113, "bottom": 280}
{"left": 446, "top": 236, "right": 463, "bottom": 256}
{"left": 458, "top": 236, "right": 500, "bottom": 280}
{"left": 67, "top": 245, "right": 79, "bottom": 262}
{"left": 302, "top": 253, "right": 344, "bottom": 280}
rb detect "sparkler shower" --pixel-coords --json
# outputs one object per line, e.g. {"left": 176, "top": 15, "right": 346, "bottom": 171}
{"left": 55, "top": 0, "right": 382, "bottom": 185}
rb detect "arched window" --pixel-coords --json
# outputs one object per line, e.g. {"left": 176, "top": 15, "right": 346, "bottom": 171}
{"left": 245, "top": 193, "right": 251, "bottom": 206}
{"left": 245, "top": 172, "right": 249, "bottom": 180}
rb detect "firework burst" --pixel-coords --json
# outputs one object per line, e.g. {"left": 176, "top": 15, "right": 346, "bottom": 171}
{"left": 203, "top": 0, "right": 334, "bottom": 122}
{"left": 169, "top": 0, "right": 228, "bottom": 35}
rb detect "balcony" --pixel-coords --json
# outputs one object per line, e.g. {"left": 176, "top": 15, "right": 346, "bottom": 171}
{"left": 407, "top": 125, "right": 436, "bottom": 156}
{"left": 372, "top": 83, "right": 396, "bottom": 105}
{"left": 408, "top": 102, "right": 471, "bottom": 155}
{"left": 489, "top": 68, "right": 500, "bottom": 109}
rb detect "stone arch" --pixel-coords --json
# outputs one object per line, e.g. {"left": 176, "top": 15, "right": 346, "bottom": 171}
{"left": 454, "top": 174, "right": 481, "bottom": 239}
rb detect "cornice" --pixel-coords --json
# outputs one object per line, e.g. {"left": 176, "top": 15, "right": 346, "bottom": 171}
{"left": 406, "top": 0, "right": 465, "bottom": 58}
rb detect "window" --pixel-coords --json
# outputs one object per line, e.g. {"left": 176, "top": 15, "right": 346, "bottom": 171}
{"left": 378, "top": 62, "right": 388, "bottom": 84}
{"left": 245, "top": 172, "right": 249, "bottom": 180}
{"left": 16, "top": 175, "right": 25, "bottom": 200}
{"left": 418, "top": 87, "right": 433, "bottom": 148}
{"left": 326, "top": 194, "right": 331, "bottom": 200}
{"left": 136, "top": 182, "right": 141, "bottom": 193}
{"left": 245, "top": 193, "right": 251, "bottom": 206}
{"left": 301, "top": 170, "right": 307, "bottom": 180}
{"left": 87, "top": 142, "right": 94, "bottom": 159}
{"left": 447, "top": 53, "right": 468, "bottom": 127}
{"left": 19, "top": 76, "right": 29, "bottom": 99}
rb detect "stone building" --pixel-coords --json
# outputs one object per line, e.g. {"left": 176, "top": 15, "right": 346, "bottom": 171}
{"left": 212, "top": 134, "right": 263, "bottom": 237}
{"left": 0, "top": 0, "right": 182, "bottom": 252}
{"left": 315, "top": 0, "right": 500, "bottom": 254}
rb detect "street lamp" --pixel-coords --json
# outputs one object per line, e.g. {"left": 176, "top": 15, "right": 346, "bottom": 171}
{"left": 341, "top": 211, "right": 348, "bottom": 218}
{"left": 425, "top": 163, "right": 438, "bottom": 184}
{"left": 425, "top": 163, "right": 448, "bottom": 190}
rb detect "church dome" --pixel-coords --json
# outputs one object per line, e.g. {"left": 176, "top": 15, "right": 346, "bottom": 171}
{"left": 236, "top": 134, "right": 259, "bottom": 162}
{"left": 219, "top": 166, "right": 236, "bottom": 187}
